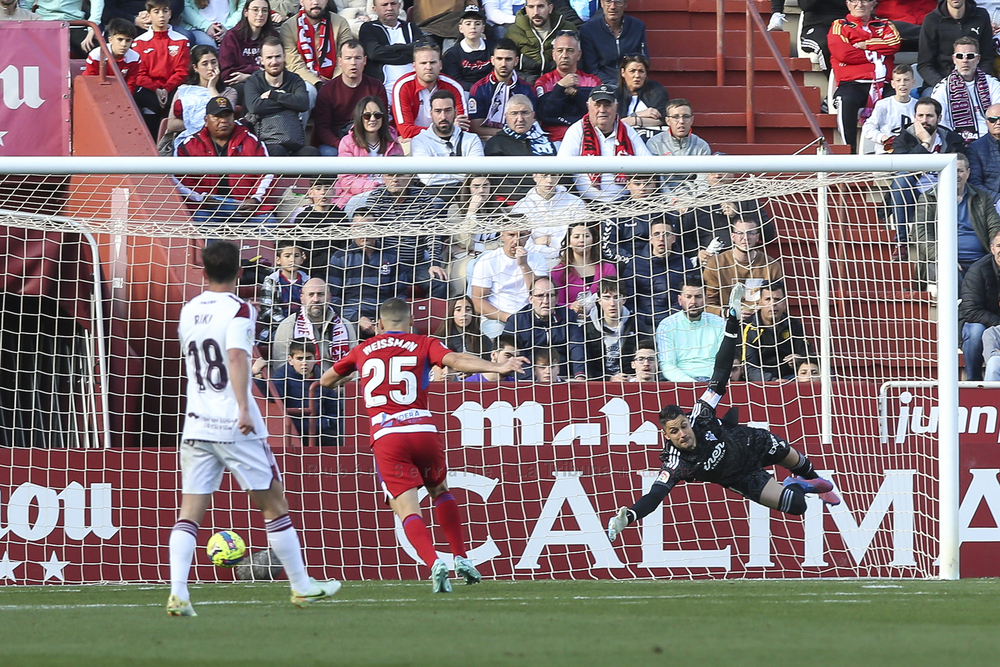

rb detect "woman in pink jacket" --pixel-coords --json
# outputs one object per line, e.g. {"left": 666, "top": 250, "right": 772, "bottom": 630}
{"left": 551, "top": 220, "right": 618, "bottom": 315}
{"left": 333, "top": 96, "right": 404, "bottom": 209}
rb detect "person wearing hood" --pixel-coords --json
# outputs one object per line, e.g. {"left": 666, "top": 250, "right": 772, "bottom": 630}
{"left": 582, "top": 279, "right": 638, "bottom": 380}
{"left": 918, "top": 0, "right": 995, "bottom": 88}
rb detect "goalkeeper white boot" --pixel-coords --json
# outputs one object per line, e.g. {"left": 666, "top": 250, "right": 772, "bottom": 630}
{"left": 454, "top": 556, "right": 482, "bottom": 585}
{"left": 166, "top": 594, "right": 197, "bottom": 617}
{"left": 430, "top": 559, "right": 453, "bottom": 593}
{"left": 607, "top": 507, "right": 631, "bottom": 542}
{"left": 290, "top": 578, "right": 342, "bottom": 607}
{"left": 728, "top": 283, "right": 746, "bottom": 318}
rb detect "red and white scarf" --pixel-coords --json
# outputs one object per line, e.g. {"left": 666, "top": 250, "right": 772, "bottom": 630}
{"left": 296, "top": 10, "right": 335, "bottom": 80}
{"left": 293, "top": 307, "right": 351, "bottom": 363}
{"left": 580, "top": 114, "right": 635, "bottom": 184}
{"left": 947, "top": 68, "right": 992, "bottom": 146}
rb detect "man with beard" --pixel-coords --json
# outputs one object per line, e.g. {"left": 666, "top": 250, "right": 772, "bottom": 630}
{"left": 279, "top": 0, "right": 352, "bottom": 107}
{"left": 469, "top": 39, "right": 536, "bottom": 139}
{"left": 507, "top": 0, "right": 573, "bottom": 83}
{"left": 741, "top": 281, "right": 814, "bottom": 381}
{"left": 271, "top": 278, "right": 357, "bottom": 372}
{"left": 888, "top": 96, "right": 965, "bottom": 260}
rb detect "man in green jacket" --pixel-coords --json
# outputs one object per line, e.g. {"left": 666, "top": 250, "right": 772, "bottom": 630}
{"left": 506, "top": 0, "right": 573, "bottom": 83}
{"left": 913, "top": 152, "right": 1000, "bottom": 290}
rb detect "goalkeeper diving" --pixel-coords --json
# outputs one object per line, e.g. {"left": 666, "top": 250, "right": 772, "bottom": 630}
{"left": 607, "top": 283, "right": 841, "bottom": 543}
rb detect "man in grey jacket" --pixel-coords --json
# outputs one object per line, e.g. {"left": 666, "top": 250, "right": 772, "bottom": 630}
{"left": 647, "top": 99, "right": 712, "bottom": 193}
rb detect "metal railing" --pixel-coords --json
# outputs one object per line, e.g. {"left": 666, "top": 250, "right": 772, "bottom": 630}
{"left": 69, "top": 20, "right": 145, "bottom": 121}
{"left": 716, "top": 1, "right": 826, "bottom": 149}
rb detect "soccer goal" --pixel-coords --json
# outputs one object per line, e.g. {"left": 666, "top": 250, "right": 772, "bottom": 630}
{"left": 0, "top": 153, "right": 961, "bottom": 583}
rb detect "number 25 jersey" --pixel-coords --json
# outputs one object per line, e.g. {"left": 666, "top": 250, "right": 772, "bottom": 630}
{"left": 178, "top": 290, "right": 268, "bottom": 443}
{"left": 332, "top": 331, "right": 451, "bottom": 442}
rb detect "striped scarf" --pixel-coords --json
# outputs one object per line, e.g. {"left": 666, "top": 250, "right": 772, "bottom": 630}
{"left": 296, "top": 10, "right": 335, "bottom": 80}
{"left": 946, "top": 68, "right": 992, "bottom": 146}
{"left": 580, "top": 114, "right": 635, "bottom": 184}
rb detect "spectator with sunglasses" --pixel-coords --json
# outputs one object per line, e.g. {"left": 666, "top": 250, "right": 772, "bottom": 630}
{"left": 578, "top": 0, "right": 647, "bottom": 84}
{"left": 918, "top": 0, "right": 995, "bottom": 89}
{"left": 931, "top": 36, "right": 1000, "bottom": 145}
{"left": 967, "top": 102, "right": 1000, "bottom": 196}
{"left": 331, "top": 96, "right": 403, "bottom": 209}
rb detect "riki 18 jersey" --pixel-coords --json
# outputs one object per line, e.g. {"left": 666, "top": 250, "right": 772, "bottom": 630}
{"left": 332, "top": 331, "right": 451, "bottom": 442}
{"left": 178, "top": 290, "right": 268, "bottom": 443}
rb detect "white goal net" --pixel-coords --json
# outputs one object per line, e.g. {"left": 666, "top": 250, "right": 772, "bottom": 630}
{"left": 0, "top": 154, "right": 959, "bottom": 583}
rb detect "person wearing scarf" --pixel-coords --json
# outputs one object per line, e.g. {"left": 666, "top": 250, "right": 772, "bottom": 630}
{"left": 556, "top": 83, "right": 651, "bottom": 203}
{"left": 828, "top": 0, "right": 900, "bottom": 153}
{"left": 931, "top": 37, "right": 1000, "bottom": 146}
{"left": 271, "top": 277, "right": 357, "bottom": 373}
{"left": 468, "top": 39, "right": 536, "bottom": 139}
{"left": 278, "top": 0, "right": 352, "bottom": 89}
{"left": 485, "top": 94, "right": 557, "bottom": 201}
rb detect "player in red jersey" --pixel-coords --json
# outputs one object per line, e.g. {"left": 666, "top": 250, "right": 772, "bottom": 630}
{"left": 320, "top": 298, "right": 526, "bottom": 592}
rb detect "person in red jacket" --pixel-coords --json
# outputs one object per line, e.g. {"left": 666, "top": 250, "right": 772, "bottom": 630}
{"left": 174, "top": 96, "right": 275, "bottom": 228}
{"left": 874, "top": 0, "right": 936, "bottom": 51}
{"left": 134, "top": 0, "right": 192, "bottom": 138}
{"left": 829, "top": 0, "right": 901, "bottom": 152}
{"left": 83, "top": 18, "right": 141, "bottom": 94}
{"left": 391, "top": 41, "right": 468, "bottom": 141}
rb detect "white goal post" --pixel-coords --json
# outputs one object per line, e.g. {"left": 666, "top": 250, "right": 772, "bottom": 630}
{"left": 0, "top": 153, "right": 960, "bottom": 582}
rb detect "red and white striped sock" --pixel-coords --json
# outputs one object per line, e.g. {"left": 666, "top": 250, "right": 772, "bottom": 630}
{"left": 169, "top": 519, "right": 198, "bottom": 600}
{"left": 265, "top": 514, "right": 311, "bottom": 594}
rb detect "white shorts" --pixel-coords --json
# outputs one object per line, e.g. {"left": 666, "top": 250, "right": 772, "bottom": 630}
{"left": 180, "top": 439, "right": 281, "bottom": 494}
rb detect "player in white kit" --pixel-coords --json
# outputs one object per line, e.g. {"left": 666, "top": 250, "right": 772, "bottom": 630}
{"left": 168, "top": 241, "right": 340, "bottom": 616}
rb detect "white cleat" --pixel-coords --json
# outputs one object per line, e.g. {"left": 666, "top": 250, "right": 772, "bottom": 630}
{"left": 430, "top": 559, "right": 453, "bottom": 593}
{"left": 290, "top": 578, "right": 342, "bottom": 607}
{"left": 454, "top": 556, "right": 482, "bottom": 585}
{"left": 166, "top": 594, "right": 197, "bottom": 617}
{"left": 607, "top": 506, "right": 630, "bottom": 543}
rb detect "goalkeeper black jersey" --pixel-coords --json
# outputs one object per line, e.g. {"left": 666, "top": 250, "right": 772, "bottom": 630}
{"left": 654, "top": 399, "right": 770, "bottom": 490}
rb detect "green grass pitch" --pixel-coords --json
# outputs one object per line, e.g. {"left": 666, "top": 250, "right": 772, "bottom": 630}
{"left": 0, "top": 579, "right": 998, "bottom": 667}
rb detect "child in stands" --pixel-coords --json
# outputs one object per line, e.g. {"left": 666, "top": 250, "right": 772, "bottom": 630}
{"left": 258, "top": 240, "right": 311, "bottom": 344}
{"left": 134, "top": 0, "right": 191, "bottom": 138}
{"left": 861, "top": 64, "right": 917, "bottom": 155}
{"left": 253, "top": 339, "right": 342, "bottom": 446}
{"left": 443, "top": 7, "right": 493, "bottom": 91}
{"left": 83, "top": 19, "right": 141, "bottom": 94}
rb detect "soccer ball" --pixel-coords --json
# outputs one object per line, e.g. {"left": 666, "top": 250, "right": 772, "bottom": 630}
{"left": 206, "top": 530, "right": 247, "bottom": 567}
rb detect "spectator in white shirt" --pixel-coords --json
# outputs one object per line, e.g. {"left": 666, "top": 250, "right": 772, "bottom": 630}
{"left": 861, "top": 63, "right": 918, "bottom": 154}
{"left": 557, "top": 83, "right": 651, "bottom": 202}
{"left": 471, "top": 226, "right": 550, "bottom": 339}
{"left": 511, "top": 172, "right": 588, "bottom": 268}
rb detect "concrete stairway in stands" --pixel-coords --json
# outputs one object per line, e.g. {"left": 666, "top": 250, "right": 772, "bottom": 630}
{"left": 628, "top": 0, "right": 844, "bottom": 154}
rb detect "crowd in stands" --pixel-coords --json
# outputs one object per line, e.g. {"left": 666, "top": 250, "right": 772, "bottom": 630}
{"left": 21, "top": 0, "right": 1000, "bottom": 428}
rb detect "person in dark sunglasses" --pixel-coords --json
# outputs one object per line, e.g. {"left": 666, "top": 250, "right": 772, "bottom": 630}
{"left": 929, "top": 36, "right": 1000, "bottom": 145}
{"left": 916, "top": 0, "right": 995, "bottom": 89}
